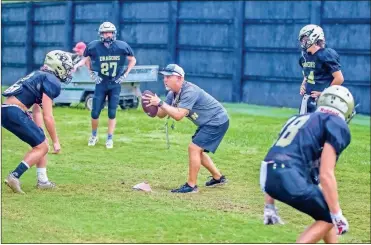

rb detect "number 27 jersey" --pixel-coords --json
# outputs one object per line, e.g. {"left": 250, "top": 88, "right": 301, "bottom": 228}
{"left": 264, "top": 112, "right": 351, "bottom": 170}
{"left": 83, "top": 40, "right": 134, "bottom": 82}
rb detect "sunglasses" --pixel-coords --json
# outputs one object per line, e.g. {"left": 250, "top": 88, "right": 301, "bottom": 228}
{"left": 160, "top": 67, "right": 183, "bottom": 76}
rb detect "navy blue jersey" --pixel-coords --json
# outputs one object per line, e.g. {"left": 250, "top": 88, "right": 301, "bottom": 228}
{"left": 264, "top": 112, "right": 350, "bottom": 174}
{"left": 2, "top": 71, "right": 61, "bottom": 109}
{"left": 83, "top": 40, "right": 134, "bottom": 81}
{"left": 299, "top": 48, "right": 341, "bottom": 94}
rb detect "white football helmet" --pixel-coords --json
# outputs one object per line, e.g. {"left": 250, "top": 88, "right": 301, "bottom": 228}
{"left": 298, "top": 24, "right": 325, "bottom": 50}
{"left": 316, "top": 85, "right": 355, "bottom": 123}
{"left": 43, "top": 50, "right": 73, "bottom": 84}
{"left": 98, "top": 21, "right": 117, "bottom": 43}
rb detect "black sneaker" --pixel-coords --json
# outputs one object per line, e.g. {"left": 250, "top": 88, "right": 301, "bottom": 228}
{"left": 171, "top": 183, "right": 198, "bottom": 193}
{"left": 205, "top": 175, "right": 228, "bottom": 187}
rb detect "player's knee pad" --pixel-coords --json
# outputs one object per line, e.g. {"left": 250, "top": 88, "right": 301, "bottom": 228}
{"left": 91, "top": 108, "right": 102, "bottom": 119}
{"left": 92, "top": 87, "right": 107, "bottom": 119}
{"left": 107, "top": 91, "right": 120, "bottom": 119}
{"left": 108, "top": 108, "right": 117, "bottom": 119}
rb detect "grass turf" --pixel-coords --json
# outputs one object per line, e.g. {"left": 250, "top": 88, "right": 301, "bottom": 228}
{"left": 1, "top": 103, "right": 370, "bottom": 243}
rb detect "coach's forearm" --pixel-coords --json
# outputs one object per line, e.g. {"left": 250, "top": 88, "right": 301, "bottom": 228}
{"left": 43, "top": 115, "right": 59, "bottom": 143}
{"left": 160, "top": 103, "right": 185, "bottom": 121}
{"left": 156, "top": 107, "right": 168, "bottom": 118}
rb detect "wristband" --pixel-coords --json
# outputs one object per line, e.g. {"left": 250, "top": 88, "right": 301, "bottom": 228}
{"left": 330, "top": 210, "right": 343, "bottom": 219}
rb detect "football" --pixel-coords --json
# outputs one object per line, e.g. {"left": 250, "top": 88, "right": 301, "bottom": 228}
{"left": 141, "top": 90, "right": 158, "bottom": 117}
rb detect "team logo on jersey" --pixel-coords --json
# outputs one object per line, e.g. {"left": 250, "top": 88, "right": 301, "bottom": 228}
{"left": 302, "top": 62, "right": 315, "bottom": 68}
{"left": 100, "top": 56, "right": 120, "bottom": 61}
{"left": 189, "top": 112, "right": 199, "bottom": 121}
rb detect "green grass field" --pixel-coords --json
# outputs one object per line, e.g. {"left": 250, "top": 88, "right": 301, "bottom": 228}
{"left": 1, "top": 104, "right": 370, "bottom": 243}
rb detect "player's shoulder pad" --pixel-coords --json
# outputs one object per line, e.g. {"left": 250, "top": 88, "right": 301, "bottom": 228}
{"left": 114, "top": 40, "right": 131, "bottom": 49}
{"left": 328, "top": 114, "right": 349, "bottom": 130}
{"left": 317, "top": 48, "right": 340, "bottom": 62}
{"left": 84, "top": 40, "right": 101, "bottom": 57}
{"left": 43, "top": 73, "right": 61, "bottom": 99}
{"left": 87, "top": 40, "right": 101, "bottom": 49}
{"left": 324, "top": 114, "right": 351, "bottom": 154}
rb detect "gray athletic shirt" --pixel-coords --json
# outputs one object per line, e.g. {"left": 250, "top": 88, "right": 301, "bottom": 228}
{"left": 165, "top": 81, "right": 229, "bottom": 126}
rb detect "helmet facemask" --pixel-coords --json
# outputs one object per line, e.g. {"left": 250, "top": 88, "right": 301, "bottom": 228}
{"left": 98, "top": 22, "right": 117, "bottom": 44}
{"left": 57, "top": 63, "right": 73, "bottom": 84}
{"left": 298, "top": 25, "right": 325, "bottom": 50}
{"left": 100, "top": 32, "right": 116, "bottom": 44}
{"left": 300, "top": 34, "right": 313, "bottom": 50}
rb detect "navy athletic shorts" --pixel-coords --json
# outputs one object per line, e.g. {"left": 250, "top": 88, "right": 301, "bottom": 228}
{"left": 263, "top": 162, "right": 332, "bottom": 223}
{"left": 192, "top": 120, "right": 229, "bottom": 153}
{"left": 2, "top": 105, "right": 45, "bottom": 147}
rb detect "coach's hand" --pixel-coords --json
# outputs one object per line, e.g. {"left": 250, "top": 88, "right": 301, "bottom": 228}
{"left": 142, "top": 93, "right": 161, "bottom": 107}
{"left": 331, "top": 211, "right": 349, "bottom": 235}
{"left": 90, "top": 71, "right": 102, "bottom": 84}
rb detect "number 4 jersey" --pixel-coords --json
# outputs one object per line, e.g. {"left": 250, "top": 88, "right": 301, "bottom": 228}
{"left": 299, "top": 48, "right": 341, "bottom": 94}
{"left": 264, "top": 112, "right": 351, "bottom": 172}
{"left": 83, "top": 40, "right": 134, "bottom": 82}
